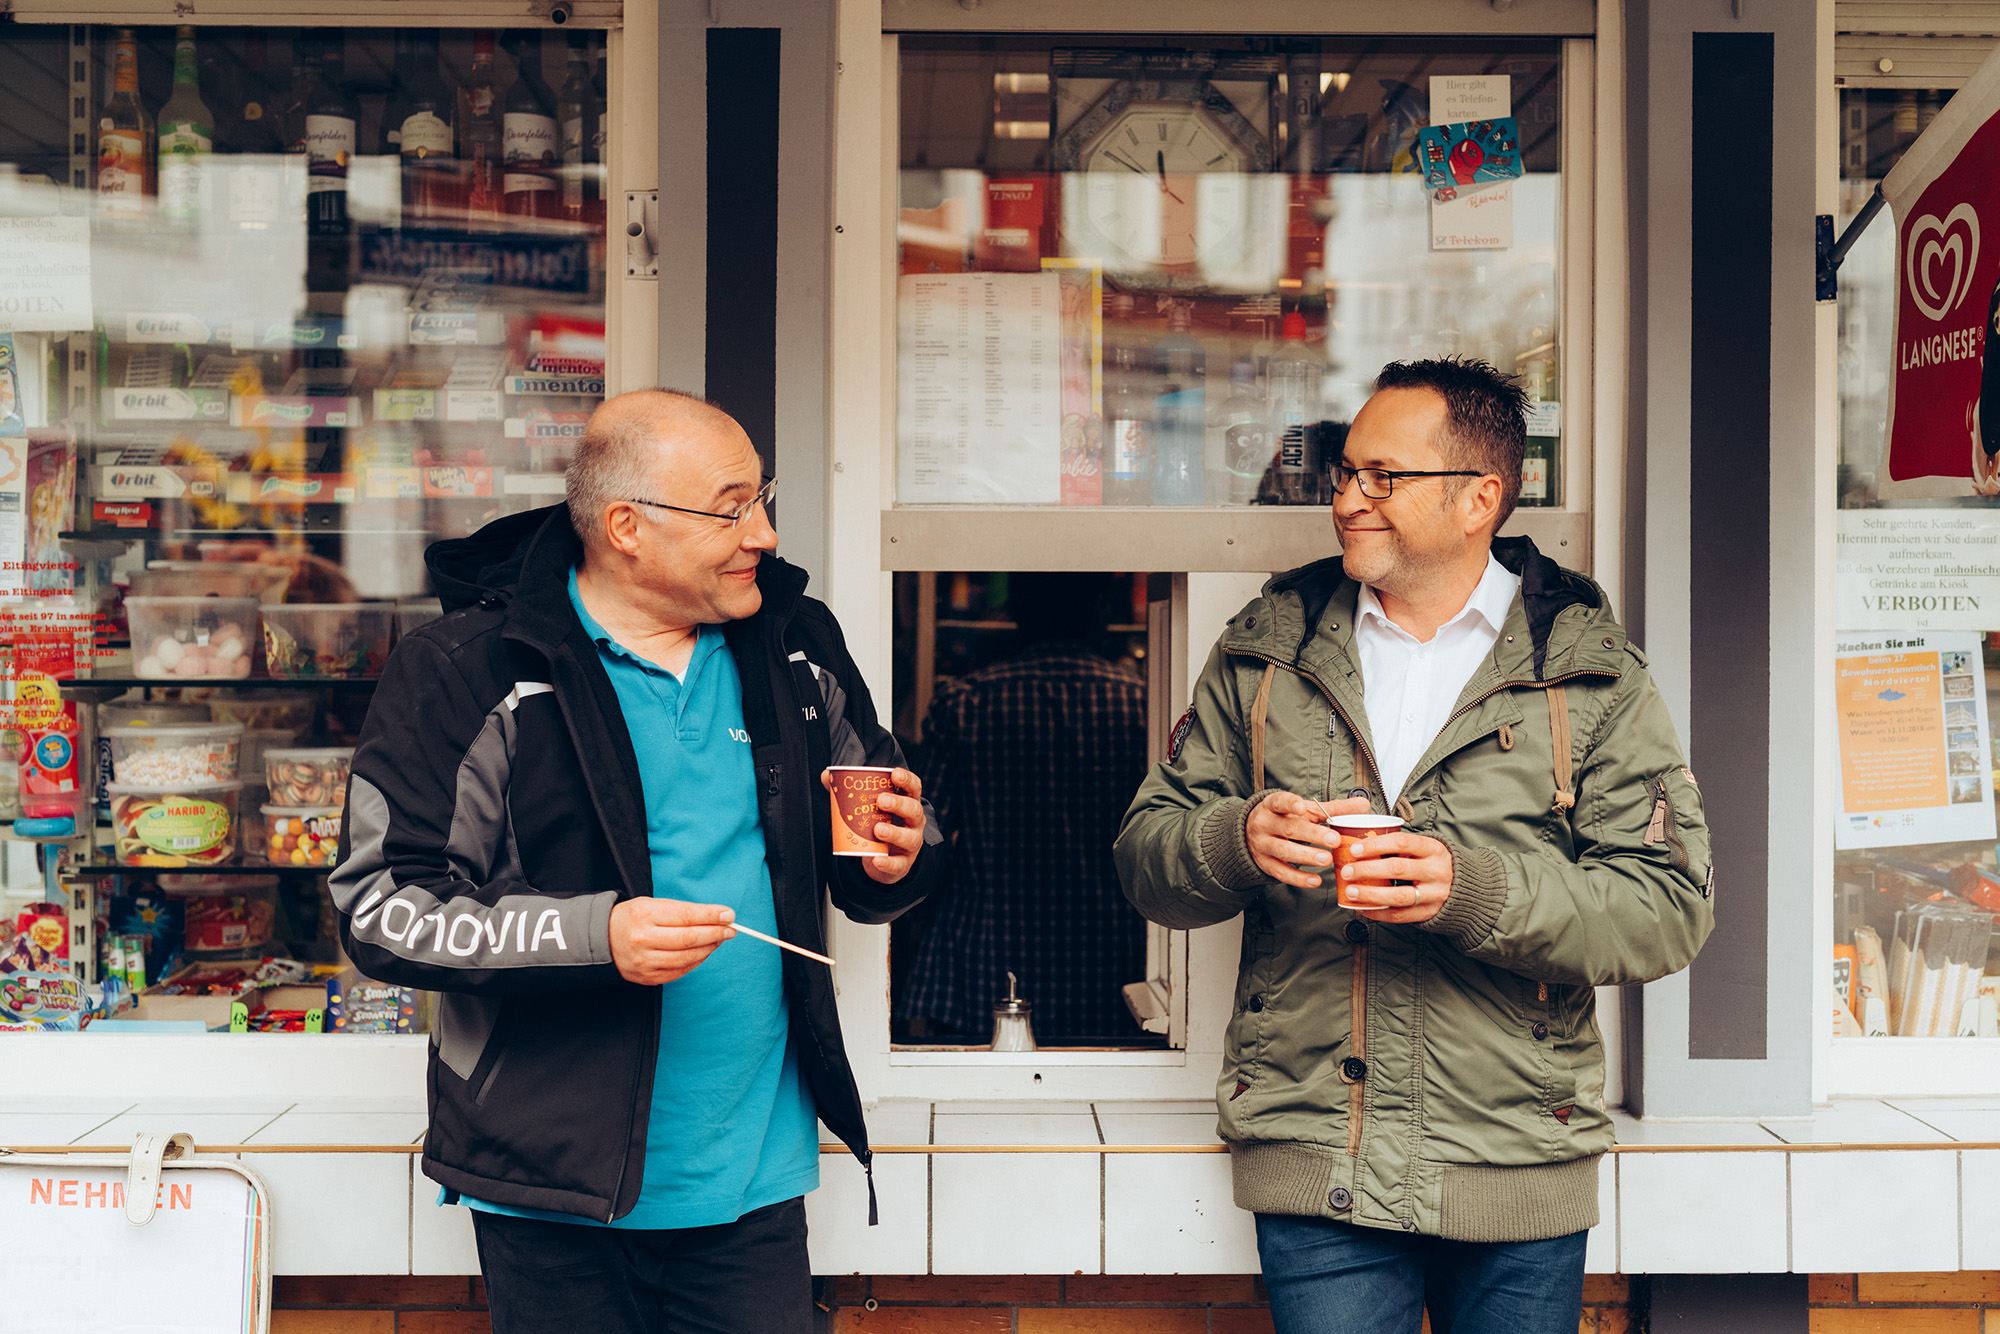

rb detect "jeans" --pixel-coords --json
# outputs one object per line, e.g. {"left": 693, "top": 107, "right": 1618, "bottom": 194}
{"left": 471, "top": 1196, "right": 812, "bottom": 1334}
{"left": 1256, "top": 1213, "right": 1588, "bottom": 1334}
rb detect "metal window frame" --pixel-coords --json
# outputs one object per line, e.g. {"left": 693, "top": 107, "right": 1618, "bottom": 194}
{"left": 830, "top": 5, "right": 1606, "bottom": 1102}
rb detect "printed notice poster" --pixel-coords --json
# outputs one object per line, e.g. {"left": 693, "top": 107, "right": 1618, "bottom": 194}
{"left": 897, "top": 272, "right": 1061, "bottom": 504}
{"left": 0, "top": 217, "right": 91, "bottom": 333}
{"left": 1837, "top": 509, "right": 2000, "bottom": 629}
{"left": 1834, "top": 630, "right": 1997, "bottom": 849}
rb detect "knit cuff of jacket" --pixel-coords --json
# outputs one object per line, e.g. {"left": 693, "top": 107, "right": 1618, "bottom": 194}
{"left": 1197, "top": 790, "right": 1278, "bottom": 894}
{"left": 1421, "top": 842, "right": 1508, "bottom": 952}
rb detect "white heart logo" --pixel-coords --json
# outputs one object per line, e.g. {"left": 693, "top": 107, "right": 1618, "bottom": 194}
{"left": 1906, "top": 203, "right": 1981, "bottom": 322}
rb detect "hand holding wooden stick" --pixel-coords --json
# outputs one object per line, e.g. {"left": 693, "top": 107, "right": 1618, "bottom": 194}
{"left": 729, "top": 922, "right": 836, "bottom": 967}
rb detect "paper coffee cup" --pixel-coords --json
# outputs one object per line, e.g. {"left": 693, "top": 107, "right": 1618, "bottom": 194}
{"left": 830, "top": 766, "right": 896, "bottom": 857}
{"left": 1325, "top": 813, "right": 1405, "bottom": 911}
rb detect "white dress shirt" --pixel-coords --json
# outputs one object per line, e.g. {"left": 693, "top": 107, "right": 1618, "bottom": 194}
{"left": 1354, "top": 555, "right": 1522, "bottom": 805}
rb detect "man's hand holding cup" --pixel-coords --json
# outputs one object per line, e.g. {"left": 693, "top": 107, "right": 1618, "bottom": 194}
{"left": 1247, "top": 792, "right": 1455, "bottom": 923}
{"left": 1332, "top": 821, "right": 1456, "bottom": 924}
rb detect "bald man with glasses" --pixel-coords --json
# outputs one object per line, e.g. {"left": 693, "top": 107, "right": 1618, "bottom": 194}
{"left": 334, "top": 389, "right": 943, "bottom": 1334}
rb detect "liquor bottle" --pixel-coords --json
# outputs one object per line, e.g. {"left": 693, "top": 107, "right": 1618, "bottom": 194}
{"left": 1269, "top": 312, "right": 1321, "bottom": 504}
{"left": 394, "top": 31, "right": 456, "bottom": 220}
{"left": 1893, "top": 91, "right": 1920, "bottom": 154}
{"left": 226, "top": 32, "right": 288, "bottom": 155}
{"left": 458, "top": 31, "right": 504, "bottom": 224}
{"left": 277, "top": 35, "right": 314, "bottom": 154}
{"left": 1514, "top": 277, "right": 1560, "bottom": 507}
{"left": 157, "top": 27, "right": 215, "bottom": 223}
{"left": 221, "top": 32, "right": 290, "bottom": 235}
{"left": 501, "top": 31, "right": 561, "bottom": 219}
{"left": 1152, "top": 303, "right": 1207, "bottom": 506}
{"left": 97, "top": 28, "right": 153, "bottom": 219}
{"left": 301, "top": 39, "right": 358, "bottom": 237}
{"left": 1102, "top": 294, "right": 1153, "bottom": 506}
{"left": 1217, "top": 357, "right": 1273, "bottom": 505}
{"left": 557, "top": 32, "right": 605, "bottom": 227}
{"left": 379, "top": 32, "right": 417, "bottom": 155}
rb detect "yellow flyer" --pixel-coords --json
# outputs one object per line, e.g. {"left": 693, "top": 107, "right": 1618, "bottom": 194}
{"left": 1835, "top": 631, "right": 1996, "bottom": 849}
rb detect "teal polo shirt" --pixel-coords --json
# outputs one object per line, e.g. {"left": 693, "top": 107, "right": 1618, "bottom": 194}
{"left": 455, "top": 568, "right": 819, "bottom": 1229}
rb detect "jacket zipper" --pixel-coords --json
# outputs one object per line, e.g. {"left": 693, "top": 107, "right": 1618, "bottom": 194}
{"left": 1641, "top": 776, "right": 1690, "bottom": 874}
{"left": 1237, "top": 653, "right": 1388, "bottom": 802}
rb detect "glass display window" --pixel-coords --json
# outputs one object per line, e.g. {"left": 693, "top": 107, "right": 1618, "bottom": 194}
{"left": 1829, "top": 84, "right": 2000, "bottom": 1049}
{"left": 888, "top": 569, "right": 1161, "bottom": 1050}
{"left": 894, "top": 35, "right": 1567, "bottom": 513}
{"left": 0, "top": 21, "right": 609, "bottom": 1027}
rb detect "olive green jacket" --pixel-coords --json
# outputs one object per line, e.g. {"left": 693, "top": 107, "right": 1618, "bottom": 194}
{"left": 1114, "top": 537, "right": 1714, "bottom": 1242}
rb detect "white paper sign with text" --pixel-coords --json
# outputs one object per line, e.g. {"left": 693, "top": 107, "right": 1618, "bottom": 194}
{"left": 1837, "top": 509, "right": 2000, "bottom": 630}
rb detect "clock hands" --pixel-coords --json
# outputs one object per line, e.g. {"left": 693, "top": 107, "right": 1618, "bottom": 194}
{"left": 1156, "top": 150, "right": 1186, "bottom": 204}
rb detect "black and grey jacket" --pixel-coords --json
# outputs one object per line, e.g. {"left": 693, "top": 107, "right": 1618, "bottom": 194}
{"left": 331, "top": 503, "right": 941, "bottom": 1223}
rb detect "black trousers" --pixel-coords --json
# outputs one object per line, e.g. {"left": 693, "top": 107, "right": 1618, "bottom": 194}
{"left": 470, "top": 1197, "right": 813, "bottom": 1334}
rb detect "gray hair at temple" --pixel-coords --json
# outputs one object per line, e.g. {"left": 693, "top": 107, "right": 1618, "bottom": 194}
{"left": 564, "top": 388, "right": 738, "bottom": 551}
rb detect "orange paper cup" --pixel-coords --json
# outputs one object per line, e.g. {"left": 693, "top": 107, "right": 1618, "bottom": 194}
{"left": 1325, "top": 813, "right": 1405, "bottom": 911}
{"left": 830, "top": 766, "right": 896, "bottom": 857}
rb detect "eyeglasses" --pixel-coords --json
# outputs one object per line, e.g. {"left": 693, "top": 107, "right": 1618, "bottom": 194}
{"left": 628, "top": 476, "right": 777, "bottom": 529}
{"left": 1330, "top": 462, "right": 1484, "bottom": 500}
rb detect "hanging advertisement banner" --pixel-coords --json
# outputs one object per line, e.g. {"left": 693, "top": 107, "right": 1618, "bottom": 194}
{"left": 1880, "top": 42, "right": 2000, "bottom": 486}
{"left": 1833, "top": 630, "right": 1997, "bottom": 849}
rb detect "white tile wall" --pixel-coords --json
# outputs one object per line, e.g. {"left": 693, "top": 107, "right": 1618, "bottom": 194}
{"left": 1889, "top": 1104, "right": 2000, "bottom": 1142}
{"left": 1095, "top": 1114, "right": 1222, "bottom": 1147}
{"left": 0, "top": 1112, "right": 127, "bottom": 1145}
{"left": 1608, "top": 1112, "right": 1785, "bottom": 1145}
{"left": 410, "top": 1188, "right": 483, "bottom": 1276}
{"left": 930, "top": 1114, "right": 1099, "bottom": 1146}
{"left": 1616, "top": 1152, "right": 1788, "bottom": 1273}
{"left": 249, "top": 1152, "right": 412, "bottom": 1275}
{"left": 1758, "top": 1101, "right": 1950, "bottom": 1145}
{"left": 8, "top": 1097, "right": 2000, "bottom": 1277}
{"left": 244, "top": 1114, "right": 427, "bottom": 1146}
{"left": 932, "top": 1152, "right": 1099, "bottom": 1274}
{"left": 92, "top": 1109, "right": 288, "bottom": 1146}
{"left": 1103, "top": 1153, "right": 1257, "bottom": 1274}
{"left": 1585, "top": 1154, "right": 1616, "bottom": 1274}
{"left": 807, "top": 1151, "right": 927, "bottom": 1275}
{"left": 1961, "top": 1150, "right": 2000, "bottom": 1269}
{"left": 1791, "top": 1151, "right": 1960, "bottom": 1272}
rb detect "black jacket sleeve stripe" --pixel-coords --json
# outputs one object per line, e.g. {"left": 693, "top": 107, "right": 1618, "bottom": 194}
{"left": 332, "top": 632, "right": 621, "bottom": 993}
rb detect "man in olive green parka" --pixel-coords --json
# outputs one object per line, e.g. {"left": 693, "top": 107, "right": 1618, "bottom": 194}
{"left": 1115, "top": 358, "right": 1714, "bottom": 1334}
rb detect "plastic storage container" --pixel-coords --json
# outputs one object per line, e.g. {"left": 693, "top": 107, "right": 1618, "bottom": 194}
{"left": 239, "top": 728, "right": 301, "bottom": 785}
{"left": 127, "top": 596, "right": 259, "bottom": 679}
{"left": 132, "top": 563, "right": 291, "bottom": 602}
{"left": 107, "top": 720, "right": 243, "bottom": 785}
{"left": 107, "top": 780, "right": 242, "bottom": 866}
{"left": 261, "top": 805, "right": 342, "bottom": 867}
{"left": 264, "top": 748, "right": 352, "bottom": 807}
{"left": 94, "top": 697, "right": 213, "bottom": 813}
{"left": 208, "top": 690, "right": 317, "bottom": 733}
{"left": 170, "top": 876, "right": 279, "bottom": 959}
{"left": 261, "top": 603, "right": 395, "bottom": 679}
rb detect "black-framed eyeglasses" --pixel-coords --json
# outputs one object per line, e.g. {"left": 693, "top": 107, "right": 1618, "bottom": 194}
{"left": 1330, "top": 462, "right": 1484, "bottom": 500}
{"left": 629, "top": 476, "right": 777, "bottom": 529}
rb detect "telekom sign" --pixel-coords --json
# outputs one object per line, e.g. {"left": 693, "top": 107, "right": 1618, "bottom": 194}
{"left": 1883, "top": 46, "right": 2000, "bottom": 486}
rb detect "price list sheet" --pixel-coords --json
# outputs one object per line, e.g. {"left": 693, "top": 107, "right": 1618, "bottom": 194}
{"left": 897, "top": 272, "right": 1060, "bottom": 504}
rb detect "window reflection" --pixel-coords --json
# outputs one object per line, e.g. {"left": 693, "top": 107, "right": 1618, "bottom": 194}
{"left": 896, "top": 36, "right": 1565, "bottom": 510}
{"left": 1831, "top": 87, "right": 2000, "bottom": 1039}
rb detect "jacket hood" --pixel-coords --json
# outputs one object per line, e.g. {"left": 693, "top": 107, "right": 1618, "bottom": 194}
{"left": 425, "top": 503, "right": 811, "bottom": 626}
{"left": 1227, "top": 535, "right": 1629, "bottom": 682}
